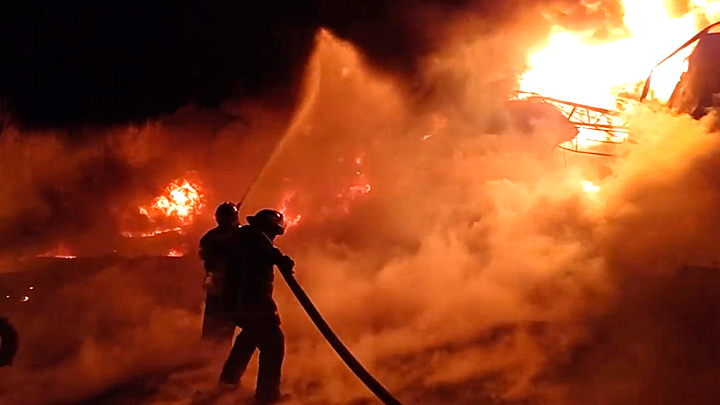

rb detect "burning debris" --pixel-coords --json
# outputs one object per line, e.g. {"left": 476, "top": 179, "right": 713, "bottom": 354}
{"left": 121, "top": 176, "right": 205, "bottom": 239}
{"left": 517, "top": 0, "right": 720, "bottom": 156}
{"left": 141, "top": 178, "right": 204, "bottom": 225}
{"left": 166, "top": 249, "right": 184, "bottom": 257}
{"left": 519, "top": 0, "right": 705, "bottom": 108}
{"left": 36, "top": 244, "right": 77, "bottom": 259}
{"left": 138, "top": 177, "right": 204, "bottom": 226}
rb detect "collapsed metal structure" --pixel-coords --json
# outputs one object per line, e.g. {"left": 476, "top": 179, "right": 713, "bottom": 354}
{"left": 520, "top": 21, "right": 720, "bottom": 157}
{"left": 514, "top": 91, "right": 629, "bottom": 156}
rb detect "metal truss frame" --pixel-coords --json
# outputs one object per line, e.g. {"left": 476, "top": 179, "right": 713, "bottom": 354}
{"left": 514, "top": 91, "right": 629, "bottom": 156}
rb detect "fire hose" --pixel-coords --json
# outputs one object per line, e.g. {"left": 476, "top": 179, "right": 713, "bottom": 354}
{"left": 0, "top": 316, "right": 19, "bottom": 367}
{"left": 234, "top": 72, "right": 403, "bottom": 403}
{"left": 241, "top": 196, "right": 405, "bottom": 403}
{"left": 278, "top": 270, "right": 404, "bottom": 405}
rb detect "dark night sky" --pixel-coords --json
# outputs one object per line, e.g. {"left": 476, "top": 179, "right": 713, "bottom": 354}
{"left": 0, "top": 2, "right": 325, "bottom": 127}
{"left": 0, "top": 1, "right": 622, "bottom": 128}
{"left": 0, "top": 0, "right": 445, "bottom": 128}
{"left": 0, "top": 0, "right": 537, "bottom": 128}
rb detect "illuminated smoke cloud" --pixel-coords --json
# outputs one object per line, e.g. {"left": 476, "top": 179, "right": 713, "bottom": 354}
{"left": 3, "top": 2, "right": 720, "bottom": 405}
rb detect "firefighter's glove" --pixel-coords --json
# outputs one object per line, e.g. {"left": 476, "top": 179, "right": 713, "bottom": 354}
{"left": 277, "top": 255, "right": 295, "bottom": 275}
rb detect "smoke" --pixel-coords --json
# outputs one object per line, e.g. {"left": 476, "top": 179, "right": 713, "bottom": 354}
{"left": 249, "top": 31, "right": 720, "bottom": 405}
{"left": 321, "top": 0, "right": 629, "bottom": 82}
{"left": 3, "top": 3, "right": 720, "bottom": 405}
{"left": 0, "top": 100, "right": 293, "bottom": 260}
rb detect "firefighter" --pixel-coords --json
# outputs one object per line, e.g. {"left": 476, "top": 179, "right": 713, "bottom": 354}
{"left": 0, "top": 316, "right": 18, "bottom": 367}
{"left": 219, "top": 209, "right": 294, "bottom": 405}
{"left": 198, "top": 202, "right": 241, "bottom": 342}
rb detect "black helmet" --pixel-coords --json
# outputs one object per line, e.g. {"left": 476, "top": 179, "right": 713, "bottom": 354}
{"left": 214, "top": 202, "right": 239, "bottom": 226}
{"left": 247, "top": 209, "right": 286, "bottom": 235}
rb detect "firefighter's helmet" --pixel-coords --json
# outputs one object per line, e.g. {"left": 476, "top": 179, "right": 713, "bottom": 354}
{"left": 214, "top": 202, "right": 239, "bottom": 226}
{"left": 247, "top": 209, "right": 286, "bottom": 235}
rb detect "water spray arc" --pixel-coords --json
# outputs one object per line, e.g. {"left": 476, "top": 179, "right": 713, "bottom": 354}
{"left": 235, "top": 33, "right": 405, "bottom": 404}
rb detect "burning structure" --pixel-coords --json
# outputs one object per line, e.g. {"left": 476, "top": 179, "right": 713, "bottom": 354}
{"left": 515, "top": 3, "right": 720, "bottom": 158}
{"left": 664, "top": 22, "right": 720, "bottom": 117}
{"left": 3, "top": 1, "right": 720, "bottom": 405}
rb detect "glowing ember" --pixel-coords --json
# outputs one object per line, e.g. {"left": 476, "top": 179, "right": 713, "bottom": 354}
{"left": 422, "top": 114, "right": 448, "bottom": 141}
{"left": 37, "top": 244, "right": 77, "bottom": 259}
{"left": 121, "top": 227, "right": 184, "bottom": 238}
{"left": 348, "top": 184, "right": 372, "bottom": 196}
{"left": 583, "top": 180, "right": 601, "bottom": 193}
{"left": 520, "top": 1, "right": 720, "bottom": 109}
{"left": 167, "top": 249, "right": 184, "bottom": 257}
{"left": 340, "top": 156, "right": 372, "bottom": 199}
{"left": 276, "top": 154, "right": 373, "bottom": 226}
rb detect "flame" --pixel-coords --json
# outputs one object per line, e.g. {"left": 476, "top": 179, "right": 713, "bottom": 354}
{"left": 37, "top": 244, "right": 77, "bottom": 259}
{"left": 124, "top": 176, "right": 204, "bottom": 238}
{"left": 339, "top": 155, "right": 372, "bottom": 199}
{"left": 582, "top": 180, "right": 601, "bottom": 193}
{"left": 278, "top": 154, "right": 372, "bottom": 227}
{"left": 167, "top": 249, "right": 184, "bottom": 257}
{"left": 121, "top": 227, "right": 184, "bottom": 238}
{"left": 142, "top": 178, "right": 204, "bottom": 224}
{"left": 520, "top": 1, "right": 720, "bottom": 109}
{"left": 279, "top": 191, "right": 303, "bottom": 228}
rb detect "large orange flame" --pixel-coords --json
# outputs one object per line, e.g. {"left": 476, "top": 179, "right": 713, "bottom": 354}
{"left": 521, "top": 1, "right": 720, "bottom": 109}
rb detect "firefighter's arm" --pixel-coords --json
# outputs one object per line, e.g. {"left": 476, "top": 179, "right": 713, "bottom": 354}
{"left": 269, "top": 246, "right": 294, "bottom": 275}
{"left": 256, "top": 231, "right": 294, "bottom": 274}
{"left": 277, "top": 254, "right": 295, "bottom": 275}
{"left": 198, "top": 233, "right": 211, "bottom": 261}
{"left": 198, "top": 244, "right": 214, "bottom": 273}
{"left": 198, "top": 233, "right": 221, "bottom": 273}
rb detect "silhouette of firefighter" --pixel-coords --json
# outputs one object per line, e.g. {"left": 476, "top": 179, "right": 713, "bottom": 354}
{"left": 199, "top": 202, "right": 241, "bottom": 342}
{"left": 0, "top": 316, "right": 19, "bottom": 367}
{"left": 219, "top": 208, "right": 294, "bottom": 404}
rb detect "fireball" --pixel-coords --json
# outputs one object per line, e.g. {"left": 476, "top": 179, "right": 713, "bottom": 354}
{"left": 143, "top": 178, "right": 204, "bottom": 224}
{"left": 122, "top": 176, "right": 205, "bottom": 238}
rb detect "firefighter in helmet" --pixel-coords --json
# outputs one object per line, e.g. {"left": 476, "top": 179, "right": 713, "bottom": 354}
{"left": 198, "top": 202, "right": 241, "bottom": 342}
{"left": 219, "top": 208, "right": 294, "bottom": 405}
